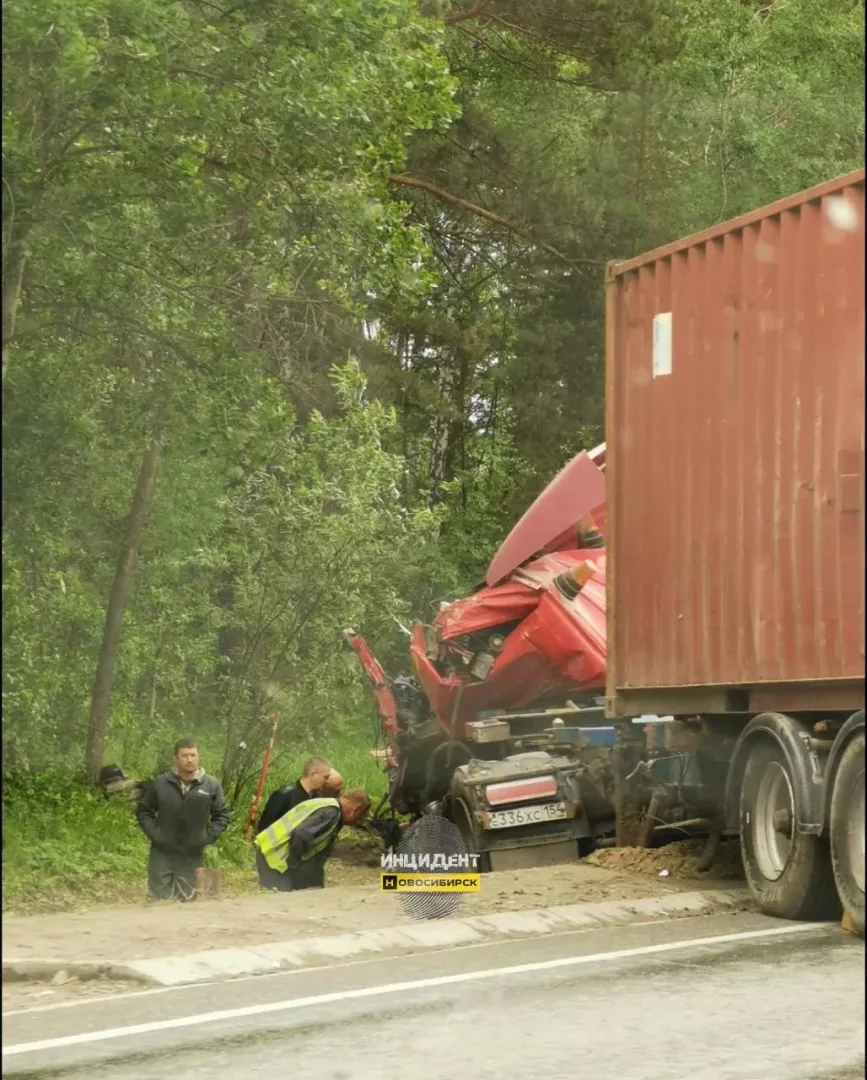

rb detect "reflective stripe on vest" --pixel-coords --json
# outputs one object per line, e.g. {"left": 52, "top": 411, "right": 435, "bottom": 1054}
{"left": 254, "top": 796, "right": 340, "bottom": 872}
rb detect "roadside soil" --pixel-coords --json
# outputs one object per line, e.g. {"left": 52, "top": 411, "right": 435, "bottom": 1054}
{"left": 584, "top": 839, "right": 745, "bottom": 880}
{"left": 2, "top": 835, "right": 746, "bottom": 1011}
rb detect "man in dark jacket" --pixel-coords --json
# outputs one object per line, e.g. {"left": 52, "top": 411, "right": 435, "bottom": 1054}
{"left": 136, "top": 739, "right": 230, "bottom": 901}
{"left": 322, "top": 769, "right": 343, "bottom": 797}
{"left": 254, "top": 756, "right": 332, "bottom": 891}
{"left": 255, "top": 787, "right": 371, "bottom": 891}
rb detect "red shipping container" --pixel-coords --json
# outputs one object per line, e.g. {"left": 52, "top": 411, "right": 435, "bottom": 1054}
{"left": 605, "top": 170, "right": 865, "bottom": 719}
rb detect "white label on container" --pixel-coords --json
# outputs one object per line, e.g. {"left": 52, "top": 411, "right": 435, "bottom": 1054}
{"left": 652, "top": 312, "right": 672, "bottom": 377}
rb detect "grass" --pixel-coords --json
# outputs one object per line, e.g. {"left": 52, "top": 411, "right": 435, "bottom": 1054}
{"left": 2, "top": 737, "right": 389, "bottom": 915}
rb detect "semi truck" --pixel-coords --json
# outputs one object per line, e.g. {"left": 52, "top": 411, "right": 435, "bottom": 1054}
{"left": 348, "top": 167, "right": 865, "bottom": 931}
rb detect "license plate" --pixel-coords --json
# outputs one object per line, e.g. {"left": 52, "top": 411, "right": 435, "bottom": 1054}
{"left": 487, "top": 802, "right": 568, "bottom": 830}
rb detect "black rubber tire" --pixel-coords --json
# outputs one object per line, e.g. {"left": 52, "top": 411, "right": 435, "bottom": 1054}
{"left": 577, "top": 836, "right": 595, "bottom": 859}
{"left": 451, "top": 798, "right": 491, "bottom": 873}
{"left": 829, "top": 731, "right": 865, "bottom": 937}
{"left": 740, "top": 742, "right": 840, "bottom": 921}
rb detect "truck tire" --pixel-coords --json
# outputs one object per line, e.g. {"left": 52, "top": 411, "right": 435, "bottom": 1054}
{"left": 451, "top": 798, "right": 491, "bottom": 874}
{"left": 740, "top": 742, "right": 839, "bottom": 921}
{"left": 829, "top": 731, "right": 865, "bottom": 936}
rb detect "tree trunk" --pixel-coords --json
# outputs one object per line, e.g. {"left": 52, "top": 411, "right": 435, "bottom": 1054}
{"left": 2, "top": 230, "right": 29, "bottom": 383}
{"left": 85, "top": 423, "right": 163, "bottom": 782}
{"left": 428, "top": 355, "right": 457, "bottom": 505}
{"left": 444, "top": 345, "right": 470, "bottom": 487}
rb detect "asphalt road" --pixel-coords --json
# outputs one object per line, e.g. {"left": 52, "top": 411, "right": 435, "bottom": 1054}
{"left": 3, "top": 912, "right": 863, "bottom": 1080}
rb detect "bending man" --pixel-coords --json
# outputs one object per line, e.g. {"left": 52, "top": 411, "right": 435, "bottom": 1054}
{"left": 255, "top": 787, "right": 371, "bottom": 891}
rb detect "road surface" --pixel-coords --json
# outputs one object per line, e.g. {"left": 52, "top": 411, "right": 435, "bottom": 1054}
{"left": 3, "top": 911, "right": 863, "bottom": 1079}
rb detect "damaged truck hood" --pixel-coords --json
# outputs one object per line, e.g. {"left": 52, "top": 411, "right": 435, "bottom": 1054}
{"left": 409, "top": 548, "right": 606, "bottom": 735}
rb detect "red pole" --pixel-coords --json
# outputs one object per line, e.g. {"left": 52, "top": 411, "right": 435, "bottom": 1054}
{"left": 245, "top": 713, "right": 279, "bottom": 842}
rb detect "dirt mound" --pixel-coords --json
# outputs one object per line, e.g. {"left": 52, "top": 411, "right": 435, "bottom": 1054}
{"left": 584, "top": 839, "right": 744, "bottom": 881}
{"left": 325, "top": 826, "right": 385, "bottom": 885}
{"left": 333, "top": 827, "right": 383, "bottom": 865}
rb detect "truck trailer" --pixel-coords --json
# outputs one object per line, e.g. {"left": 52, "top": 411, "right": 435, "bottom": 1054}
{"left": 604, "top": 167, "right": 865, "bottom": 932}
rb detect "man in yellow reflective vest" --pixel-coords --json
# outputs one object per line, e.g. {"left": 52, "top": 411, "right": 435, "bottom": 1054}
{"left": 254, "top": 787, "right": 371, "bottom": 891}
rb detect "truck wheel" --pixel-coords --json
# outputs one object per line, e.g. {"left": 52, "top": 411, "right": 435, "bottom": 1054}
{"left": 451, "top": 798, "right": 491, "bottom": 874}
{"left": 740, "top": 742, "right": 839, "bottom": 921}
{"left": 830, "top": 731, "right": 865, "bottom": 936}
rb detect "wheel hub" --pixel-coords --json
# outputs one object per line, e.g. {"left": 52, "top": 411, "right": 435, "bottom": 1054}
{"left": 753, "top": 761, "right": 795, "bottom": 882}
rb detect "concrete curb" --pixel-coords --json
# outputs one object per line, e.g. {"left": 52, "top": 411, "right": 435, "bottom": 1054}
{"left": 2, "top": 960, "right": 154, "bottom": 986}
{"left": 3, "top": 888, "right": 751, "bottom": 989}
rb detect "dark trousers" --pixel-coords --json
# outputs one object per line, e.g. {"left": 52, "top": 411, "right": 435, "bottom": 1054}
{"left": 256, "top": 849, "right": 292, "bottom": 892}
{"left": 147, "top": 845, "right": 202, "bottom": 902}
{"left": 289, "top": 857, "right": 326, "bottom": 890}
{"left": 255, "top": 849, "right": 326, "bottom": 892}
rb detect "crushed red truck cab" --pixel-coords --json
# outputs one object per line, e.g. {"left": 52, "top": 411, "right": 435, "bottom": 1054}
{"left": 344, "top": 444, "right": 617, "bottom": 867}
{"left": 408, "top": 548, "right": 606, "bottom": 734}
{"left": 406, "top": 445, "right": 608, "bottom": 738}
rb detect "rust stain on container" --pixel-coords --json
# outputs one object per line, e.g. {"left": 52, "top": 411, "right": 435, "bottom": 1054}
{"left": 605, "top": 170, "right": 865, "bottom": 714}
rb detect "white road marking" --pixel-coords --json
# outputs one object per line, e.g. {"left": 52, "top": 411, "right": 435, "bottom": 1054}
{"left": 4, "top": 924, "right": 628, "bottom": 1017}
{"left": 3, "top": 915, "right": 738, "bottom": 1018}
{"left": 3, "top": 923, "right": 820, "bottom": 1057}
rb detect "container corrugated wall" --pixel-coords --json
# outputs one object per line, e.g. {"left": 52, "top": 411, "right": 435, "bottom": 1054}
{"left": 605, "top": 170, "right": 865, "bottom": 716}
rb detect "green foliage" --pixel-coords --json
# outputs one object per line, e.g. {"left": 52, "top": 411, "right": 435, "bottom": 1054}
{"left": 2, "top": 359, "right": 439, "bottom": 780}
{"left": 2, "top": 774, "right": 150, "bottom": 910}
{"left": 209, "top": 360, "right": 446, "bottom": 798}
{"left": 2, "top": 0, "right": 458, "bottom": 783}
